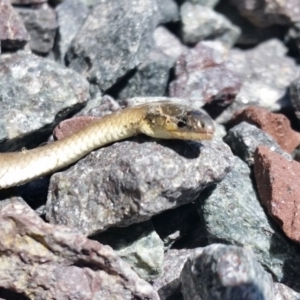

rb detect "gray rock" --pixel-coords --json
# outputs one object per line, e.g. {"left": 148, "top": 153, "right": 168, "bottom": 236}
{"left": 154, "top": 26, "right": 187, "bottom": 62}
{"left": 196, "top": 157, "right": 300, "bottom": 290}
{"left": 229, "top": 0, "right": 300, "bottom": 27}
{"left": 184, "top": 0, "right": 219, "bottom": 7}
{"left": 224, "top": 122, "right": 292, "bottom": 166}
{"left": 54, "top": 0, "right": 89, "bottom": 63}
{"left": 0, "top": 51, "right": 89, "bottom": 151}
{"left": 216, "top": 39, "right": 299, "bottom": 123}
{"left": 169, "top": 41, "right": 242, "bottom": 107}
{"left": 180, "top": 244, "right": 274, "bottom": 300}
{"left": 0, "top": 203, "right": 159, "bottom": 300}
{"left": 0, "top": 0, "right": 30, "bottom": 50}
{"left": 180, "top": 3, "right": 240, "bottom": 47}
{"left": 153, "top": 248, "right": 193, "bottom": 300}
{"left": 46, "top": 137, "right": 234, "bottom": 235}
{"left": 274, "top": 283, "right": 300, "bottom": 300}
{"left": 157, "top": 0, "right": 179, "bottom": 24}
{"left": 93, "top": 221, "right": 164, "bottom": 281}
{"left": 117, "top": 49, "right": 174, "bottom": 100}
{"left": 66, "top": 0, "right": 158, "bottom": 91}
{"left": 11, "top": 0, "right": 46, "bottom": 3}
{"left": 15, "top": 3, "right": 57, "bottom": 54}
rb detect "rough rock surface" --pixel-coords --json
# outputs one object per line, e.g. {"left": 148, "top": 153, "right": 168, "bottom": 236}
{"left": 66, "top": 0, "right": 158, "bottom": 91}
{"left": 0, "top": 51, "right": 89, "bottom": 151}
{"left": 46, "top": 137, "right": 234, "bottom": 235}
{"left": 0, "top": 203, "right": 159, "bottom": 300}
{"left": 254, "top": 145, "right": 300, "bottom": 244}
{"left": 216, "top": 39, "right": 299, "bottom": 123}
{"left": 274, "top": 283, "right": 300, "bottom": 300}
{"left": 289, "top": 76, "right": 300, "bottom": 121}
{"left": 229, "top": 0, "right": 300, "bottom": 27}
{"left": 0, "top": 0, "right": 30, "bottom": 50}
{"left": 224, "top": 122, "right": 292, "bottom": 166}
{"left": 15, "top": 3, "right": 57, "bottom": 54}
{"left": 180, "top": 244, "right": 274, "bottom": 300}
{"left": 180, "top": 3, "right": 240, "bottom": 47}
{"left": 94, "top": 221, "right": 164, "bottom": 281}
{"left": 157, "top": 0, "right": 179, "bottom": 24}
{"left": 231, "top": 106, "right": 300, "bottom": 153}
{"left": 55, "top": 0, "right": 89, "bottom": 63}
{"left": 169, "top": 41, "right": 242, "bottom": 107}
{"left": 196, "top": 157, "right": 300, "bottom": 289}
{"left": 186, "top": 0, "right": 219, "bottom": 7}
{"left": 11, "top": 0, "right": 46, "bottom": 3}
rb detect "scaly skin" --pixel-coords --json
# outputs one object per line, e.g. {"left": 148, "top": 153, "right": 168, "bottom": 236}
{"left": 0, "top": 101, "right": 215, "bottom": 189}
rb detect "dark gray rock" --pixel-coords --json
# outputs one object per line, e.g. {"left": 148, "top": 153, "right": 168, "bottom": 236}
{"left": 224, "top": 122, "right": 292, "bottom": 166}
{"left": 153, "top": 248, "right": 193, "bottom": 300}
{"left": 15, "top": 3, "right": 57, "bottom": 54}
{"left": 93, "top": 221, "right": 164, "bottom": 281}
{"left": 216, "top": 39, "right": 299, "bottom": 123}
{"left": 229, "top": 0, "right": 300, "bottom": 27}
{"left": 0, "top": 0, "right": 30, "bottom": 50}
{"left": 0, "top": 51, "right": 89, "bottom": 151}
{"left": 157, "top": 0, "right": 179, "bottom": 24}
{"left": 46, "top": 137, "right": 234, "bottom": 235}
{"left": 289, "top": 77, "right": 300, "bottom": 121}
{"left": 180, "top": 244, "right": 274, "bottom": 300}
{"left": 180, "top": 3, "right": 240, "bottom": 47}
{"left": 54, "top": 0, "right": 89, "bottom": 63}
{"left": 0, "top": 203, "right": 159, "bottom": 300}
{"left": 169, "top": 41, "right": 242, "bottom": 107}
{"left": 196, "top": 157, "right": 300, "bottom": 290}
{"left": 66, "top": 0, "right": 158, "bottom": 91}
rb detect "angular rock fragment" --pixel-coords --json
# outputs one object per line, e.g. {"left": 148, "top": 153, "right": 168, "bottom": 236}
{"left": 46, "top": 137, "right": 234, "bottom": 235}
{"left": 180, "top": 3, "right": 240, "bottom": 47}
{"left": 224, "top": 122, "right": 291, "bottom": 166}
{"left": 231, "top": 106, "right": 300, "bottom": 153}
{"left": 169, "top": 41, "right": 242, "bottom": 107}
{"left": 254, "top": 145, "right": 300, "bottom": 244}
{"left": 15, "top": 3, "right": 57, "bottom": 54}
{"left": 180, "top": 244, "right": 274, "bottom": 300}
{"left": 0, "top": 0, "right": 30, "bottom": 50}
{"left": 66, "top": 0, "right": 158, "bottom": 91}
{"left": 196, "top": 157, "right": 300, "bottom": 289}
{"left": 274, "top": 283, "right": 300, "bottom": 300}
{"left": 157, "top": 0, "right": 179, "bottom": 24}
{"left": 0, "top": 203, "right": 159, "bottom": 300}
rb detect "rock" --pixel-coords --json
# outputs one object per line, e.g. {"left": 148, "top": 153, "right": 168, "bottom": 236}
{"left": 0, "top": 51, "right": 89, "bottom": 151}
{"left": 274, "top": 283, "right": 300, "bottom": 300}
{"left": 230, "top": 106, "right": 300, "bottom": 153}
{"left": 0, "top": 203, "right": 159, "bottom": 300}
{"left": 289, "top": 76, "right": 300, "bottom": 122}
{"left": 196, "top": 157, "right": 300, "bottom": 290}
{"left": 216, "top": 39, "right": 299, "bottom": 123}
{"left": 229, "top": 0, "right": 300, "bottom": 27}
{"left": 180, "top": 3, "right": 240, "bottom": 47}
{"left": 154, "top": 26, "right": 187, "bottom": 61}
{"left": 180, "top": 244, "right": 274, "bottom": 300}
{"left": 157, "top": 0, "right": 179, "bottom": 24}
{"left": 153, "top": 248, "right": 193, "bottom": 300}
{"left": 66, "top": 0, "right": 159, "bottom": 91}
{"left": 185, "top": 0, "right": 219, "bottom": 7}
{"left": 46, "top": 137, "right": 234, "bottom": 235}
{"left": 93, "top": 221, "right": 164, "bottom": 281}
{"left": 0, "top": 0, "right": 30, "bottom": 50}
{"left": 11, "top": 0, "right": 46, "bottom": 3}
{"left": 254, "top": 145, "right": 300, "bottom": 244}
{"left": 169, "top": 41, "right": 242, "bottom": 107}
{"left": 224, "top": 122, "right": 292, "bottom": 166}
{"left": 54, "top": 0, "right": 89, "bottom": 63}
{"left": 15, "top": 3, "right": 57, "bottom": 54}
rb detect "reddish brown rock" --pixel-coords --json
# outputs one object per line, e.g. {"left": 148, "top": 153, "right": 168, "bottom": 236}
{"left": 0, "top": 0, "right": 30, "bottom": 50}
{"left": 254, "top": 145, "right": 300, "bottom": 243}
{"left": 231, "top": 106, "right": 300, "bottom": 153}
{"left": 53, "top": 116, "right": 99, "bottom": 140}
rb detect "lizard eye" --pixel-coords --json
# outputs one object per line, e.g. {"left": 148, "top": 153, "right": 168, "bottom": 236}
{"left": 177, "top": 119, "right": 187, "bottom": 128}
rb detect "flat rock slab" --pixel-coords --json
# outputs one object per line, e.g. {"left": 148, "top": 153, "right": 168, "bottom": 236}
{"left": 0, "top": 203, "right": 159, "bottom": 300}
{"left": 254, "top": 145, "right": 300, "bottom": 244}
{"left": 46, "top": 138, "right": 234, "bottom": 235}
{"left": 231, "top": 106, "right": 300, "bottom": 153}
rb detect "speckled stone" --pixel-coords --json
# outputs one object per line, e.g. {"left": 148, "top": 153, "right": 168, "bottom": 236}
{"left": 180, "top": 244, "right": 274, "bottom": 300}
{"left": 46, "top": 138, "right": 234, "bottom": 235}
{"left": 0, "top": 203, "right": 159, "bottom": 300}
{"left": 231, "top": 106, "right": 300, "bottom": 153}
{"left": 274, "top": 283, "right": 300, "bottom": 300}
{"left": 254, "top": 145, "right": 300, "bottom": 244}
{"left": 66, "top": 0, "right": 158, "bottom": 91}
